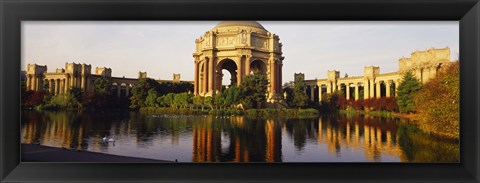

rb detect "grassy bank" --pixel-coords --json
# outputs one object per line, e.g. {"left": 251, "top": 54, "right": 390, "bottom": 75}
{"left": 339, "top": 108, "right": 406, "bottom": 119}
{"left": 140, "top": 107, "right": 320, "bottom": 119}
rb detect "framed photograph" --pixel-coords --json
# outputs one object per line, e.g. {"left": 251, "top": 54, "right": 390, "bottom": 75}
{"left": 1, "top": 0, "right": 479, "bottom": 182}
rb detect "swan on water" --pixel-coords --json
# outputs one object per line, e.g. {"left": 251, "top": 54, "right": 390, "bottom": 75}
{"left": 103, "top": 135, "right": 115, "bottom": 143}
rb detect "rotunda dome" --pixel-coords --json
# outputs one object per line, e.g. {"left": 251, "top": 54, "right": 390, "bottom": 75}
{"left": 213, "top": 21, "right": 266, "bottom": 30}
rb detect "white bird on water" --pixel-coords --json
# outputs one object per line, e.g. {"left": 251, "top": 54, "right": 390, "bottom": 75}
{"left": 103, "top": 135, "right": 116, "bottom": 143}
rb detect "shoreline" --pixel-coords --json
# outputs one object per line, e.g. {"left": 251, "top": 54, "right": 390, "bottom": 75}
{"left": 21, "top": 144, "right": 172, "bottom": 162}
{"left": 338, "top": 109, "right": 417, "bottom": 120}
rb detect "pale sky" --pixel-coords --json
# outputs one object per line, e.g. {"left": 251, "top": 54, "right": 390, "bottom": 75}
{"left": 22, "top": 21, "right": 459, "bottom": 83}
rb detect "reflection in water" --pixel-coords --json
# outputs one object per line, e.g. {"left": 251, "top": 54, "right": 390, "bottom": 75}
{"left": 21, "top": 111, "right": 459, "bottom": 162}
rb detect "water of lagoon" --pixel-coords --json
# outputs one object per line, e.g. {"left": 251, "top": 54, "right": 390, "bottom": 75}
{"left": 21, "top": 110, "right": 459, "bottom": 162}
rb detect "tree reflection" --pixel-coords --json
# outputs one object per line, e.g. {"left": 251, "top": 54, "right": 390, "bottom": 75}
{"left": 21, "top": 111, "right": 459, "bottom": 162}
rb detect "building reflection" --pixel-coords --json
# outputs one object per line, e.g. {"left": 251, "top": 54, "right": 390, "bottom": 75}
{"left": 313, "top": 115, "right": 402, "bottom": 161}
{"left": 21, "top": 110, "right": 457, "bottom": 162}
{"left": 22, "top": 111, "right": 90, "bottom": 150}
{"left": 191, "top": 116, "right": 282, "bottom": 162}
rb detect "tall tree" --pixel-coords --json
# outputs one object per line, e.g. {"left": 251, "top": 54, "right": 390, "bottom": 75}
{"left": 240, "top": 73, "right": 268, "bottom": 109}
{"left": 292, "top": 73, "right": 308, "bottom": 108}
{"left": 145, "top": 89, "right": 159, "bottom": 107}
{"left": 88, "top": 77, "right": 113, "bottom": 108}
{"left": 93, "top": 77, "right": 111, "bottom": 96}
{"left": 130, "top": 78, "right": 160, "bottom": 109}
{"left": 396, "top": 71, "right": 422, "bottom": 113}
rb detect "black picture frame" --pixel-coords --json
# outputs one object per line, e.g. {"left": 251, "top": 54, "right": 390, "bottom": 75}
{"left": 1, "top": 0, "right": 479, "bottom": 182}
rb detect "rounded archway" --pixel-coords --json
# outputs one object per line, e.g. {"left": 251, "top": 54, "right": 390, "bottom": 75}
{"left": 250, "top": 60, "right": 267, "bottom": 74}
{"left": 193, "top": 21, "right": 284, "bottom": 100}
{"left": 217, "top": 59, "right": 238, "bottom": 90}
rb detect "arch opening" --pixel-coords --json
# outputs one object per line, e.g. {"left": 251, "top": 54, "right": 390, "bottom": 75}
{"left": 217, "top": 59, "right": 238, "bottom": 91}
{"left": 250, "top": 60, "right": 267, "bottom": 74}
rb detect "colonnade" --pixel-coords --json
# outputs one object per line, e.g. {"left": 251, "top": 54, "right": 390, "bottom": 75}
{"left": 112, "top": 83, "right": 131, "bottom": 98}
{"left": 306, "top": 77, "right": 400, "bottom": 102}
{"left": 42, "top": 74, "right": 89, "bottom": 95}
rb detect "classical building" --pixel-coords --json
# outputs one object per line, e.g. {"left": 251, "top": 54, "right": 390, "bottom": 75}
{"left": 193, "top": 21, "right": 284, "bottom": 102}
{"left": 302, "top": 47, "right": 453, "bottom": 102}
{"left": 25, "top": 62, "right": 193, "bottom": 98}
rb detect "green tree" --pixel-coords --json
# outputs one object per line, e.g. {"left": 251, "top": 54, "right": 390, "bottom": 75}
{"left": 93, "top": 77, "right": 111, "bottom": 96}
{"left": 69, "top": 87, "right": 84, "bottom": 106}
{"left": 130, "top": 78, "right": 160, "bottom": 109}
{"left": 205, "top": 96, "right": 214, "bottom": 110}
{"left": 283, "top": 87, "right": 294, "bottom": 107}
{"left": 396, "top": 72, "right": 422, "bottom": 113}
{"left": 145, "top": 89, "right": 159, "bottom": 107}
{"left": 223, "top": 86, "right": 244, "bottom": 108}
{"left": 193, "top": 96, "right": 205, "bottom": 111}
{"left": 240, "top": 73, "right": 268, "bottom": 109}
{"left": 164, "top": 93, "right": 175, "bottom": 108}
{"left": 173, "top": 93, "right": 193, "bottom": 109}
{"left": 88, "top": 77, "right": 112, "bottom": 108}
{"left": 292, "top": 73, "right": 308, "bottom": 108}
{"left": 414, "top": 62, "right": 459, "bottom": 139}
{"left": 214, "top": 92, "right": 226, "bottom": 109}
{"left": 156, "top": 95, "right": 166, "bottom": 107}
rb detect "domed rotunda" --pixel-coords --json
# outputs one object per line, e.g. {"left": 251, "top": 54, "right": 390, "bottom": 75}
{"left": 192, "top": 21, "right": 284, "bottom": 102}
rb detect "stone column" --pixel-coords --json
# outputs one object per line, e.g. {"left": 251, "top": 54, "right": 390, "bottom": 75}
{"left": 48, "top": 80, "right": 52, "bottom": 94}
{"left": 327, "top": 82, "right": 331, "bottom": 94}
{"left": 53, "top": 79, "right": 58, "bottom": 95}
{"left": 369, "top": 79, "right": 375, "bottom": 99}
{"left": 203, "top": 61, "right": 208, "bottom": 95}
{"left": 81, "top": 76, "right": 85, "bottom": 90}
{"left": 208, "top": 58, "right": 214, "bottom": 94}
{"left": 126, "top": 85, "right": 130, "bottom": 96}
{"left": 60, "top": 79, "right": 65, "bottom": 94}
{"left": 386, "top": 81, "right": 391, "bottom": 97}
{"left": 66, "top": 77, "right": 71, "bottom": 91}
{"left": 194, "top": 62, "right": 199, "bottom": 95}
{"left": 26, "top": 76, "right": 31, "bottom": 91}
{"left": 346, "top": 83, "right": 350, "bottom": 100}
{"left": 245, "top": 56, "right": 251, "bottom": 75}
{"left": 376, "top": 81, "right": 381, "bottom": 98}
{"left": 72, "top": 76, "right": 75, "bottom": 88}
{"left": 363, "top": 80, "right": 369, "bottom": 99}
{"left": 318, "top": 85, "right": 322, "bottom": 102}
{"left": 237, "top": 61, "right": 243, "bottom": 87}
{"left": 354, "top": 83, "right": 359, "bottom": 101}
{"left": 63, "top": 79, "right": 67, "bottom": 93}
{"left": 35, "top": 76, "right": 39, "bottom": 91}
{"left": 271, "top": 60, "right": 276, "bottom": 93}
{"left": 279, "top": 64, "right": 283, "bottom": 93}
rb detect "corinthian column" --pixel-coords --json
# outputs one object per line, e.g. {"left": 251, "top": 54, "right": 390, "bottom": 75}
{"left": 354, "top": 83, "right": 359, "bottom": 101}
{"left": 346, "top": 84, "right": 350, "bottom": 100}
{"left": 328, "top": 82, "right": 333, "bottom": 94}
{"left": 237, "top": 57, "right": 243, "bottom": 86}
{"left": 194, "top": 61, "right": 199, "bottom": 95}
{"left": 245, "top": 56, "right": 251, "bottom": 75}
{"left": 271, "top": 60, "right": 276, "bottom": 93}
{"left": 386, "top": 81, "right": 391, "bottom": 97}
{"left": 208, "top": 57, "right": 214, "bottom": 94}
{"left": 363, "top": 80, "right": 369, "bottom": 99}
{"left": 369, "top": 79, "right": 375, "bottom": 98}
{"left": 203, "top": 60, "right": 208, "bottom": 95}
{"left": 376, "top": 81, "right": 381, "bottom": 98}
{"left": 318, "top": 85, "right": 322, "bottom": 102}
